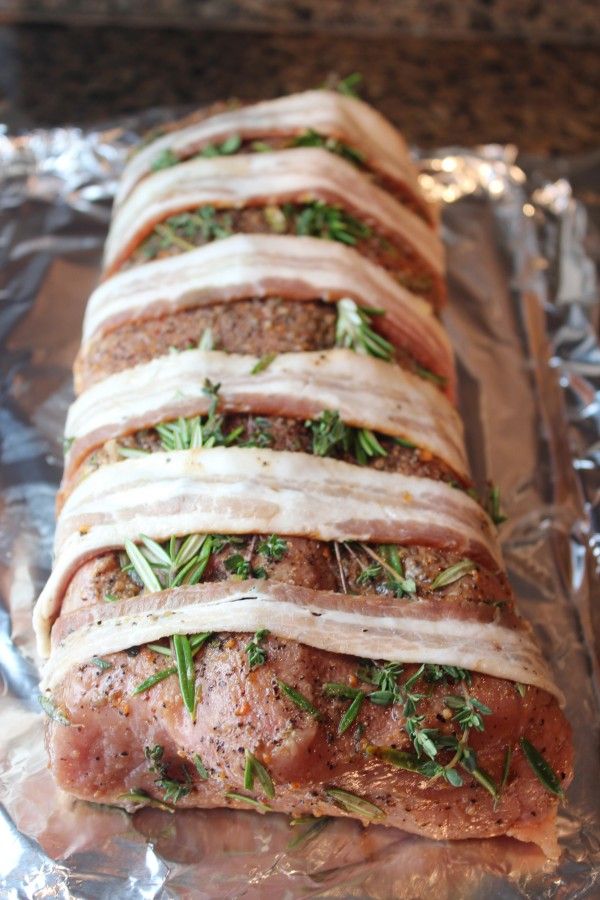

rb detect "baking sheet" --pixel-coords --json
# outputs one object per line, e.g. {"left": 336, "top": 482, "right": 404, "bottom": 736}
{"left": 0, "top": 116, "right": 599, "bottom": 898}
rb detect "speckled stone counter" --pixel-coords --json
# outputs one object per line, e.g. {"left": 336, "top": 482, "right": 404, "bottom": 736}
{"left": 0, "top": 24, "right": 598, "bottom": 156}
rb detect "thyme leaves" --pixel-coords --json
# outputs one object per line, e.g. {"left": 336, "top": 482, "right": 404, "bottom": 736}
{"left": 245, "top": 629, "right": 269, "bottom": 669}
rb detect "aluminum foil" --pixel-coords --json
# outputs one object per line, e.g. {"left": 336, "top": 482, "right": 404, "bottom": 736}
{"left": 0, "top": 117, "right": 599, "bottom": 898}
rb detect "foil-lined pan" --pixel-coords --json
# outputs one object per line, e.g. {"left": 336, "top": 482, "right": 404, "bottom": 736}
{"left": 0, "top": 115, "right": 598, "bottom": 898}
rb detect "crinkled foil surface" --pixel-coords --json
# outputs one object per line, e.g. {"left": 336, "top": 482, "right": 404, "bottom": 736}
{"left": 0, "top": 113, "right": 598, "bottom": 898}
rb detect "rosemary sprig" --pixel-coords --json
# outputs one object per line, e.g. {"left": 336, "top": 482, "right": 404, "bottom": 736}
{"left": 38, "top": 694, "right": 70, "bottom": 726}
{"left": 414, "top": 365, "right": 448, "bottom": 388}
{"left": 132, "top": 666, "right": 177, "bottom": 695}
{"left": 250, "top": 353, "right": 277, "bottom": 374}
{"left": 91, "top": 656, "right": 113, "bottom": 670}
{"left": 245, "top": 629, "right": 269, "bottom": 669}
{"left": 520, "top": 738, "right": 564, "bottom": 798}
{"left": 225, "top": 791, "right": 272, "bottom": 813}
{"left": 119, "top": 788, "right": 174, "bottom": 813}
{"left": 371, "top": 544, "right": 416, "bottom": 597}
{"left": 325, "top": 788, "right": 384, "bottom": 820}
{"left": 172, "top": 634, "right": 197, "bottom": 719}
{"left": 194, "top": 754, "right": 210, "bottom": 780}
{"left": 335, "top": 299, "right": 394, "bottom": 361}
{"left": 244, "top": 750, "right": 275, "bottom": 799}
{"left": 337, "top": 691, "right": 365, "bottom": 735}
{"left": 198, "top": 327, "right": 214, "bottom": 351}
{"left": 124, "top": 533, "right": 214, "bottom": 591}
{"left": 430, "top": 559, "right": 477, "bottom": 590}
{"left": 277, "top": 679, "right": 321, "bottom": 719}
{"left": 287, "top": 815, "right": 332, "bottom": 851}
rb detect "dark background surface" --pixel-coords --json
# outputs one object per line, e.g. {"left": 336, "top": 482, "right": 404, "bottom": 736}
{"left": 0, "top": 22, "right": 598, "bottom": 158}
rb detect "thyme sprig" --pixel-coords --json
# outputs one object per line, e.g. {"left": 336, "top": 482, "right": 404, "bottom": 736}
{"left": 142, "top": 206, "right": 233, "bottom": 257}
{"left": 335, "top": 299, "right": 394, "bottom": 361}
{"left": 291, "top": 129, "right": 364, "bottom": 166}
{"left": 305, "top": 409, "right": 387, "bottom": 465}
{"left": 289, "top": 201, "right": 371, "bottom": 246}
{"left": 444, "top": 694, "right": 492, "bottom": 732}
{"left": 245, "top": 629, "right": 269, "bottom": 669}
{"left": 257, "top": 534, "right": 288, "bottom": 560}
{"left": 335, "top": 72, "right": 363, "bottom": 98}
{"left": 151, "top": 148, "right": 178, "bottom": 171}
{"left": 197, "top": 134, "right": 241, "bottom": 158}
{"left": 145, "top": 744, "right": 192, "bottom": 804}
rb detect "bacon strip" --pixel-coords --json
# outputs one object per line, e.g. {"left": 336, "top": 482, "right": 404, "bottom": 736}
{"left": 116, "top": 90, "right": 433, "bottom": 222}
{"left": 103, "top": 148, "right": 444, "bottom": 279}
{"left": 41, "top": 580, "right": 562, "bottom": 702}
{"left": 63, "top": 348, "right": 468, "bottom": 488}
{"left": 34, "top": 447, "right": 502, "bottom": 653}
{"left": 82, "top": 235, "right": 454, "bottom": 394}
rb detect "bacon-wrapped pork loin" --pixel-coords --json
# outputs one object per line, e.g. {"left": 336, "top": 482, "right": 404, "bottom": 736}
{"left": 37, "top": 90, "right": 572, "bottom": 859}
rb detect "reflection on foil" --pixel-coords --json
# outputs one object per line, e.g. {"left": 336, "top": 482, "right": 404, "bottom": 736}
{"left": 0, "top": 118, "right": 599, "bottom": 898}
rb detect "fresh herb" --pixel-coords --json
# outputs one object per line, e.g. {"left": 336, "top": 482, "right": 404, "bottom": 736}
{"left": 414, "top": 365, "right": 448, "bottom": 388}
{"left": 154, "top": 380, "right": 242, "bottom": 452}
{"left": 225, "top": 791, "right": 272, "bottom": 813}
{"left": 38, "top": 694, "right": 70, "bottom": 726}
{"left": 132, "top": 666, "right": 177, "bottom": 695}
{"left": 306, "top": 410, "right": 387, "bottom": 464}
{"left": 393, "top": 436, "right": 417, "bottom": 449}
{"left": 291, "top": 129, "right": 364, "bottom": 166}
{"left": 63, "top": 436, "right": 75, "bottom": 455}
{"left": 197, "top": 134, "right": 241, "bottom": 157}
{"left": 337, "top": 691, "right": 365, "bottom": 735}
{"left": 151, "top": 148, "right": 178, "bottom": 171}
{"left": 224, "top": 553, "right": 251, "bottom": 578}
{"left": 245, "top": 629, "right": 269, "bottom": 669}
{"left": 325, "top": 788, "right": 383, "bottom": 820}
{"left": 251, "top": 140, "right": 272, "bottom": 153}
{"left": 430, "top": 560, "right": 477, "bottom": 590}
{"left": 194, "top": 754, "right": 210, "bottom": 780}
{"left": 240, "top": 416, "right": 273, "bottom": 449}
{"left": 499, "top": 746, "right": 512, "bottom": 796}
{"left": 424, "top": 664, "right": 472, "bottom": 686}
{"left": 323, "top": 682, "right": 363, "bottom": 700}
{"left": 263, "top": 205, "right": 287, "bottom": 232}
{"left": 356, "top": 563, "right": 383, "bottom": 585}
{"left": 485, "top": 484, "right": 507, "bottom": 525}
{"left": 515, "top": 682, "right": 527, "bottom": 698}
{"left": 124, "top": 533, "right": 215, "bottom": 590}
{"left": 250, "top": 353, "right": 277, "bottom": 374}
{"left": 117, "top": 445, "right": 150, "bottom": 459}
{"left": 292, "top": 200, "right": 371, "bottom": 246}
{"left": 144, "top": 744, "right": 192, "bottom": 804}
{"left": 277, "top": 679, "right": 321, "bottom": 719}
{"left": 444, "top": 694, "right": 492, "bottom": 732}
{"left": 378, "top": 544, "right": 416, "bottom": 597}
{"left": 91, "top": 656, "right": 113, "bottom": 670}
{"left": 104, "top": 592, "right": 119, "bottom": 602}
{"left": 335, "top": 299, "right": 394, "bottom": 361}
{"left": 257, "top": 534, "right": 288, "bottom": 561}
{"left": 198, "top": 327, "right": 214, "bottom": 351}
{"left": 287, "top": 815, "right": 332, "bottom": 851}
{"left": 244, "top": 750, "right": 275, "bottom": 799}
{"left": 335, "top": 72, "right": 363, "bottom": 97}
{"left": 119, "top": 788, "right": 174, "bottom": 813}
{"left": 520, "top": 738, "right": 564, "bottom": 798}
{"left": 172, "top": 634, "right": 197, "bottom": 719}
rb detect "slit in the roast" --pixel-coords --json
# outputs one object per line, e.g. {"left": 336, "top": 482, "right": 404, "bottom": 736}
{"left": 124, "top": 202, "right": 436, "bottom": 302}
{"left": 146, "top": 130, "right": 431, "bottom": 225}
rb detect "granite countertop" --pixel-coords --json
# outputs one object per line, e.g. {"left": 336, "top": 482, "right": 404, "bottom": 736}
{"left": 0, "top": 24, "right": 598, "bottom": 157}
